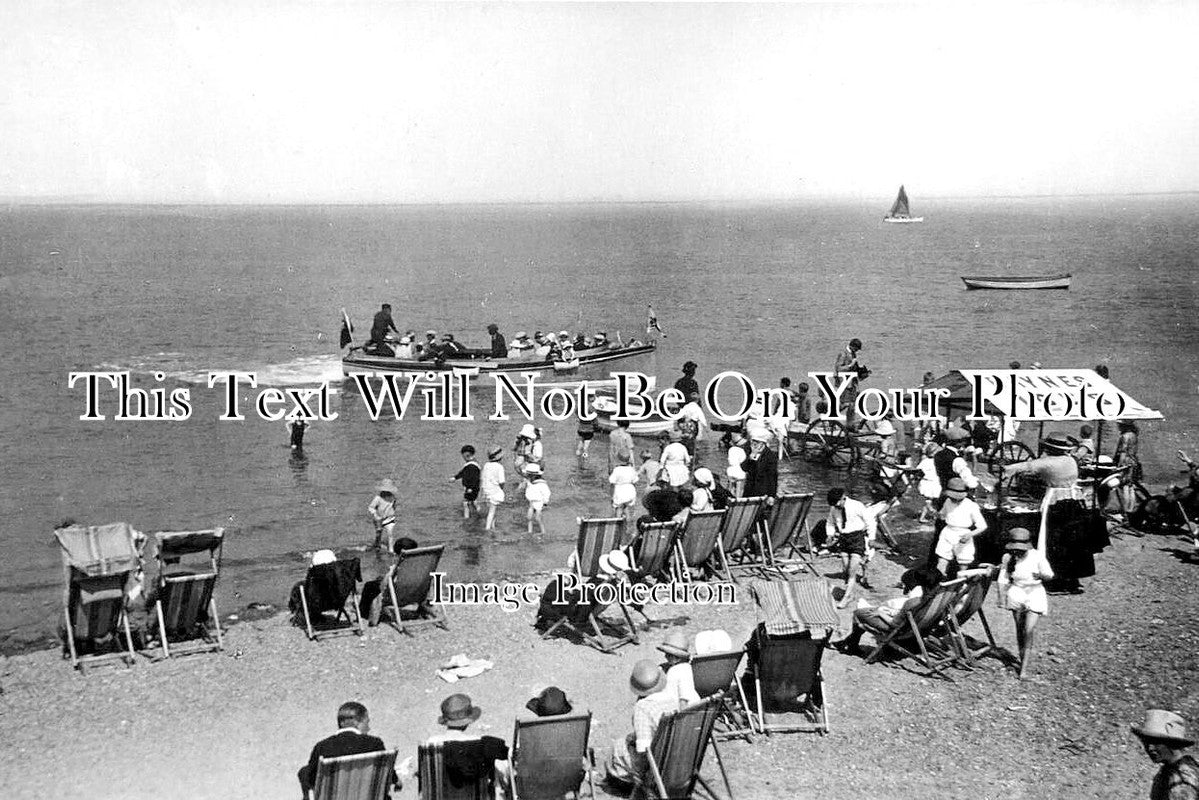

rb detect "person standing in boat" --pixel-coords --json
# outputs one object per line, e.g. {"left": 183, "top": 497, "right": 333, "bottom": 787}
{"left": 368, "top": 303, "right": 399, "bottom": 357}
{"left": 674, "top": 361, "right": 700, "bottom": 402}
{"left": 486, "top": 324, "right": 507, "bottom": 358}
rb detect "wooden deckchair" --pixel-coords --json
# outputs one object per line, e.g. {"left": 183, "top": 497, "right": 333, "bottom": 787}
{"left": 417, "top": 741, "right": 495, "bottom": 800}
{"left": 944, "top": 566, "right": 999, "bottom": 665}
{"left": 55, "top": 523, "right": 143, "bottom": 673}
{"left": 312, "top": 750, "right": 399, "bottom": 800}
{"left": 573, "top": 517, "right": 627, "bottom": 581}
{"left": 634, "top": 696, "right": 732, "bottom": 800}
{"left": 862, "top": 577, "right": 969, "bottom": 676}
{"left": 383, "top": 544, "right": 449, "bottom": 634}
{"left": 712, "top": 497, "right": 767, "bottom": 582}
{"left": 152, "top": 528, "right": 225, "bottom": 659}
{"left": 759, "top": 493, "right": 816, "bottom": 575}
{"left": 748, "top": 628, "right": 829, "bottom": 735}
{"left": 673, "top": 510, "right": 725, "bottom": 583}
{"left": 691, "top": 649, "right": 754, "bottom": 742}
{"left": 630, "top": 521, "right": 679, "bottom": 583}
{"left": 511, "top": 711, "right": 595, "bottom": 800}
{"left": 298, "top": 558, "right": 365, "bottom": 641}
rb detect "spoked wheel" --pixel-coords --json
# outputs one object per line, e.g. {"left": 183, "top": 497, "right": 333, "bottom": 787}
{"left": 799, "top": 419, "right": 860, "bottom": 469}
{"left": 987, "top": 441, "right": 1035, "bottom": 475}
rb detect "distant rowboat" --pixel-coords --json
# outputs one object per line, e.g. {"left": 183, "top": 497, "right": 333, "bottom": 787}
{"left": 961, "top": 273, "right": 1072, "bottom": 291}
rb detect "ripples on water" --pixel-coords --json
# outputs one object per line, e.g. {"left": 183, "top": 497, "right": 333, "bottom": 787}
{"left": 0, "top": 197, "right": 1196, "bottom": 651}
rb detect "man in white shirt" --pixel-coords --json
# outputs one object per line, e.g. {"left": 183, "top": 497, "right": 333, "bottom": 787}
{"left": 825, "top": 487, "right": 877, "bottom": 608}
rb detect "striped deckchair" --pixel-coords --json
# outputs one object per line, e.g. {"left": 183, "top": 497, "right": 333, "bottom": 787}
{"left": 759, "top": 493, "right": 815, "bottom": 574}
{"left": 313, "top": 750, "right": 399, "bottom": 800}
{"left": 862, "top": 576, "right": 970, "bottom": 677}
{"left": 691, "top": 649, "right": 754, "bottom": 742}
{"left": 748, "top": 627, "right": 830, "bottom": 735}
{"left": 573, "top": 517, "right": 626, "bottom": 581}
{"left": 152, "top": 528, "right": 225, "bottom": 659}
{"left": 418, "top": 741, "right": 494, "bottom": 800}
{"left": 634, "top": 696, "right": 732, "bottom": 800}
{"left": 629, "top": 521, "right": 678, "bottom": 583}
{"left": 712, "top": 497, "right": 767, "bottom": 582}
{"left": 55, "top": 523, "right": 143, "bottom": 673}
{"left": 511, "top": 711, "right": 595, "bottom": 800}
{"left": 944, "top": 566, "right": 999, "bottom": 665}
{"left": 673, "top": 510, "right": 725, "bottom": 583}
{"left": 383, "top": 545, "right": 449, "bottom": 634}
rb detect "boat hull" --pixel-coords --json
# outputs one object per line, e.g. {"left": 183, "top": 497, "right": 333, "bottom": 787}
{"left": 341, "top": 342, "right": 658, "bottom": 389}
{"left": 883, "top": 216, "right": 924, "bottom": 223}
{"left": 591, "top": 393, "right": 676, "bottom": 437}
{"left": 961, "top": 274, "right": 1072, "bottom": 290}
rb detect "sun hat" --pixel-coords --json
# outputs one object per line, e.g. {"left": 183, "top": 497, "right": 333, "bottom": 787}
{"left": 598, "top": 549, "right": 632, "bottom": 576}
{"left": 694, "top": 629, "right": 733, "bottom": 655}
{"left": 438, "top": 694, "right": 482, "bottom": 729}
{"left": 488, "top": 446, "right": 503, "bottom": 459}
{"left": 944, "top": 477, "right": 969, "bottom": 499}
{"left": 657, "top": 630, "right": 691, "bottom": 659}
{"left": 1131, "top": 709, "right": 1196, "bottom": 746}
{"left": 311, "top": 549, "right": 337, "bottom": 566}
{"left": 558, "top": 330, "right": 570, "bottom": 338}
{"left": 749, "top": 429, "right": 771, "bottom": 443}
{"left": 524, "top": 463, "right": 543, "bottom": 476}
{"left": 693, "top": 467, "right": 714, "bottom": 486}
{"left": 945, "top": 426, "right": 970, "bottom": 442}
{"left": 514, "top": 331, "right": 528, "bottom": 339}
{"left": 425, "top": 330, "right": 437, "bottom": 337}
{"left": 1039, "top": 432, "right": 1075, "bottom": 452}
{"left": 629, "top": 660, "right": 666, "bottom": 697}
{"left": 525, "top": 686, "right": 572, "bottom": 717}
{"left": 399, "top": 335, "right": 412, "bottom": 344}
{"left": 519, "top": 423, "right": 537, "bottom": 439}
{"left": 1005, "top": 527, "right": 1033, "bottom": 552}
{"left": 874, "top": 419, "right": 896, "bottom": 436}
{"left": 377, "top": 478, "right": 398, "bottom": 495}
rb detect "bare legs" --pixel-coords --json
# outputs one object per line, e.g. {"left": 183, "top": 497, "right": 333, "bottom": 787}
{"left": 1011, "top": 609, "right": 1040, "bottom": 679}
{"left": 837, "top": 553, "right": 864, "bottom": 609}
{"left": 527, "top": 506, "right": 545, "bottom": 535}
{"left": 485, "top": 502, "right": 499, "bottom": 531}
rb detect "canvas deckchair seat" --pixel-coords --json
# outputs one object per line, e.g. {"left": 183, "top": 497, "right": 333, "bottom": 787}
{"left": 56, "top": 523, "right": 144, "bottom": 672}
{"left": 383, "top": 545, "right": 449, "bottom": 633}
{"left": 574, "top": 517, "right": 626, "bottom": 580}
{"left": 674, "top": 510, "right": 725, "bottom": 582}
{"left": 863, "top": 577, "right": 970, "bottom": 675}
{"left": 417, "top": 741, "right": 494, "bottom": 800}
{"left": 511, "top": 711, "right": 594, "bottom": 800}
{"left": 306, "top": 560, "right": 363, "bottom": 612}
{"left": 637, "top": 696, "right": 732, "bottom": 800}
{"left": 541, "top": 519, "right": 636, "bottom": 653}
{"left": 748, "top": 579, "right": 839, "bottom": 637}
{"left": 57, "top": 522, "right": 142, "bottom": 577}
{"left": 152, "top": 527, "right": 226, "bottom": 658}
{"left": 691, "top": 649, "right": 754, "bottom": 742}
{"left": 156, "top": 529, "right": 224, "bottom": 564}
{"left": 314, "top": 749, "right": 399, "bottom": 800}
{"left": 631, "top": 521, "right": 678, "bottom": 580}
{"left": 761, "top": 493, "right": 815, "bottom": 574}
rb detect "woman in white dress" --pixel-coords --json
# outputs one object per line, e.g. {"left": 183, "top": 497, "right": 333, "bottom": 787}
{"left": 997, "top": 527, "right": 1055, "bottom": 680}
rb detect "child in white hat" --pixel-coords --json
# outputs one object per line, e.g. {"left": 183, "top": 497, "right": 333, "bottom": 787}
{"left": 524, "top": 463, "right": 551, "bottom": 535}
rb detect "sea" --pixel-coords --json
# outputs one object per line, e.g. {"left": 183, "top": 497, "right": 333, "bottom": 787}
{"left": 1, "top": 196, "right": 1196, "bottom": 654}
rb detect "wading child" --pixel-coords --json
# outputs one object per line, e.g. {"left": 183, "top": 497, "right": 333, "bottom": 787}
{"left": 524, "top": 463, "right": 551, "bottom": 535}
{"left": 481, "top": 447, "right": 506, "bottom": 531}
{"left": 450, "top": 445, "right": 481, "bottom": 519}
{"left": 576, "top": 414, "right": 596, "bottom": 458}
{"left": 636, "top": 450, "right": 661, "bottom": 488}
{"left": 609, "top": 452, "right": 639, "bottom": 523}
{"left": 368, "top": 479, "right": 398, "bottom": 551}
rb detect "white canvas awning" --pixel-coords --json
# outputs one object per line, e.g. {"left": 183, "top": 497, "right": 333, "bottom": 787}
{"left": 925, "top": 369, "right": 1163, "bottom": 422}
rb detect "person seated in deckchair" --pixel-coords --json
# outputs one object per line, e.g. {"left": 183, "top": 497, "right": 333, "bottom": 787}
{"left": 658, "top": 631, "right": 700, "bottom": 708}
{"left": 605, "top": 660, "right": 680, "bottom": 792}
{"left": 298, "top": 701, "right": 404, "bottom": 800}
{"left": 359, "top": 537, "right": 419, "bottom": 626}
{"left": 421, "top": 694, "right": 510, "bottom": 796}
{"left": 832, "top": 565, "right": 942, "bottom": 656}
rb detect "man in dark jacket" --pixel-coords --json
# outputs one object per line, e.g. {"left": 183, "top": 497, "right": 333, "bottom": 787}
{"left": 743, "top": 429, "right": 779, "bottom": 501}
{"left": 299, "top": 702, "right": 399, "bottom": 799}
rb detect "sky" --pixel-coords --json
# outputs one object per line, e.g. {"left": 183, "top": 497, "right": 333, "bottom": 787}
{"left": 3, "top": 1, "right": 1198, "bottom": 204}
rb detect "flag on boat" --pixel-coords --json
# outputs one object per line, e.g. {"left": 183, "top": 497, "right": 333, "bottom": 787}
{"left": 339, "top": 309, "right": 354, "bottom": 349}
{"left": 646, "top": 305, "right": 666, "bottom": 338}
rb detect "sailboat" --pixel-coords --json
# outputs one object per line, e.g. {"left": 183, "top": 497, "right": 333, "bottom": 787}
{"left": 883, "top": 185, "right": 923, "bottom": 223}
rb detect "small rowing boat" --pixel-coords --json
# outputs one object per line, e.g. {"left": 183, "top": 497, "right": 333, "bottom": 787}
{"left": 961, "top": 274, "right": 1072, "bottom": 291}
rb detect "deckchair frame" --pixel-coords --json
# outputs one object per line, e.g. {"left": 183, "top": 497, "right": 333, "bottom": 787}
{"left": 57, "top": 523, "right": 144, "bottom": 673}
{"left": 673, "top": 510, "right": 725, "bottom": 583}
{"left": 299, "top": 558, "right": 365, "bottom": 641}
{"left": 759, "top": 493, "right": 816, "bottom": 575}
{"left": 538, "top": 582, "right": 640, "bottom": 655}
{"left": 63, "top": 572, "right": 138, "bottom": 673}
{"left": 712, "top": 497, "right": 767, "bottom": 582}
{"left": 749, "top": 631, "right": 830, "bottom": 735}
{"left": 630, "top": 521, "right": 678, "bottom": 582}
{"left": 691, "top": 649, "right": 754, "bottom": 742}
{"left": 510, "top": 711, "right": 596, "bottom": 800}
{"left": 635, "top": 696, "right": 733, "bottom": 800}
{"left": 152, "top": 528, "right": 225, "bottom": 659}
{"left": 418, "top": 741, "right": 494, "bottom": 800}
{"left": 944, "top": 566, "right": 1000, "bottom": 665}
{"left": 383, "top": 545, "right": 449, "bottom": 635}
{"left": 863, "top": 577, "right": 969, "bottom": 677}
{"left": 573, "top": 517, "right": 627, "bottom": 582}
{"left": 313, "top": 749, "right": 399, "bottom": 800}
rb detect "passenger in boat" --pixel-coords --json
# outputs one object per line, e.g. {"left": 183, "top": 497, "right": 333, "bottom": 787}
{"left": 486, "top": 324, "right": 507, "bottom": 358}
{"left": 556, "top": 331, "right": 575, "bottom": 362}
{"left": 393, "top": 335, "right": 414, "bottom": 359}
{"left": 593, "top": 330, "right": 609, "bottom": 349}
{"left": 440, "top": 333, "right": 466, "bottom": 357}
{"left": 507, "top": 331, "right": 534, "bottom": 357}
{"left": 418, "top": 330, "right": 439, "bottom": 360}
{"left": 532, "top": 332, "right": 551, "bottom": 359}
{"left": 673, "top": 361, "right": 700, "bottom": 401}
{"left": 573, "top": 332, "right": 588, "bottom": 351}
{"left": 370, "top": 303, "right": 399, "bottom": 345}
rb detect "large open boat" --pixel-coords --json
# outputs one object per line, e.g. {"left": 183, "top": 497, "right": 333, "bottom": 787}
{"left": 342, "top": 333, "right": 658, "bottom": 389}
{"left": 883, "top": 185, "right": 923, "bottom": 223}
{"left": 961, "top": 274, "right": 1072, "bottom": 291}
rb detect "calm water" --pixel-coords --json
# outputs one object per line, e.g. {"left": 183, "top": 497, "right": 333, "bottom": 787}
{"left": 1, "top": 197, "right": 1196, "bottom": 652}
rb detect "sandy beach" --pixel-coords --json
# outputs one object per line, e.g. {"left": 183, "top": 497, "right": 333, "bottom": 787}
{"left": 3, "top": 511, "right": 1194, "bottom": 800}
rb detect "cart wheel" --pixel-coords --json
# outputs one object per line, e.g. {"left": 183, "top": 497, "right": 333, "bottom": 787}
{"left": 988, "top": 441, "right": 1035, "bottom": 475}
{"left": 800, "top": 420, "right": 859, "bottom": 469}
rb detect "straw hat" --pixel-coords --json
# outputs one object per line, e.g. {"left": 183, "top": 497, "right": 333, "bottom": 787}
{"left": 657, "top": 630, "right": 691, "bottom": 659}
{"left": 1131, "top": 709, "right": 1196, "bottom": 746}
{"left": 377, "top": 478, "right": 398, "bottom": 495}
{"left": 598, "top": 549, "right": 631, "bottom": 576}
{"left": 944, "top": 477, "right": 968, "bottom": 499}
{"left": 749, "top": 429, "right": 771, "bottom": 443}
{"left": 524, "top": 463, "right": 543, "bottom": 476}
{"left": 519, "top": 423, "right": 537, "bottom": 439}
{"left": 873, "top": 419, "right": 896, "bottom": 436}
{"left": 1039, "top": 432, "right": 1075, "bottom": 452}
{"left": 629, "top": 660, "right": 666, "bottom": 697}
{"left": 694, "top": 629, "right": 733, "bottom": 655}
{"left": 514, "top": 331, "right": 528, "bottom": 340}
{"left": 438, "top": 694, "right": 482, "bottom": 729}
{"left": 311, "top": 549, "right": 337, "bottom": 566}
{"left": 525, "top": 686, "right": 572, "bottom": 717}
{"left": 1005, "top": 527, "right": 1033, "bottom": 552}
{"left": 487, "top": 446, "right": 504, "bottom": 460}
{"left": 693, "top": 467, "right": 714, "bottom": 486}
{"left": 425, "top": 330, "right": 437, "bottom": 337}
